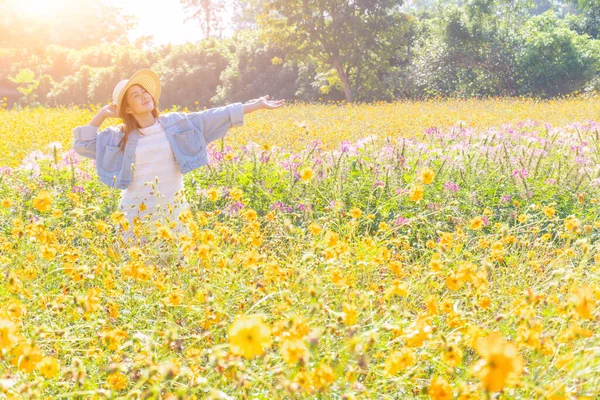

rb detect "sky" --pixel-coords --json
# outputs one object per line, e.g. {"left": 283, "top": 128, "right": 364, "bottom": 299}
{"left": 103, "top": 0, "right": 235, "bottom": 46}
{"left": 3, "top": 0, "right": 236, "bottom": 46}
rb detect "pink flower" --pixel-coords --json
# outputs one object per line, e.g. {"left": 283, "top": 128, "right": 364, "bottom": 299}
{"left": 443, "top": 181, "right": 460, "bottom": 192}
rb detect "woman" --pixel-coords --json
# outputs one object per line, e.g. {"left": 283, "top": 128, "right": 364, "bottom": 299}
{"left": 72, "top": 68, "right": 285, "bottom": 245}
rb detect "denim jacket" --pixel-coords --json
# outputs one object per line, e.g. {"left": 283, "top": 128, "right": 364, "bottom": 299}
{"left": 72, "top": 103, "right": 244, "bottom": 189}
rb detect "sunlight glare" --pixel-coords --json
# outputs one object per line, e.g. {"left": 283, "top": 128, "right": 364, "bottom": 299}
{"left": 6, "top": 0, "right": 65, "bottom": 19}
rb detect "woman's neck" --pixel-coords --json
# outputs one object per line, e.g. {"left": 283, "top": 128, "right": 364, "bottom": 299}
{"left": 134, "top": 113, "right": 157, "bottom": 129}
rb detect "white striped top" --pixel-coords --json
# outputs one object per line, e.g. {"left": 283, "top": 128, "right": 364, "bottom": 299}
{"left": 117, "top": 119, "right": 189, "bottom": 241}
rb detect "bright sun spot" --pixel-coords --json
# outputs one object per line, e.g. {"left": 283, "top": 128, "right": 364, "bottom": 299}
{"left": 5, "top": 0, "right": 66, "bottom": 19}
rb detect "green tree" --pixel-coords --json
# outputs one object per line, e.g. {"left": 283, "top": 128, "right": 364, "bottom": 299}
{"left": 180, "top": 0, "right": 228, "bottom": 39}
{"left": 515, "top": 10, "right": 600, "bottom": 97}
{"left": 231, "top": 0, "right": 271, "bottom": 30}
{"left": 8, "top": 69, "right": 39, "bottom": 105}
{"left": 257, "top": 0, "right": 408, "bottom": 103}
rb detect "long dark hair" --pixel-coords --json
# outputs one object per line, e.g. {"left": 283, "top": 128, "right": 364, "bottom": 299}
{"left": 117, "top": 86, "right": 161, "bottom": 151}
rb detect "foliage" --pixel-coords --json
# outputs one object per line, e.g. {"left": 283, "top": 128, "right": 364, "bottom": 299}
{"left": 515, "top": 11, "right": 600, "bottom": 97}
{"left": 0, "top": 103, "right": 599, "bottom": 397}
{"left": 257, "top": 0, "right": 411, "bottom": 102}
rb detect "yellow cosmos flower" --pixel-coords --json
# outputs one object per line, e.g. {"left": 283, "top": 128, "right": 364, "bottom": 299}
{"left": 542, "top": 206, "right": 556, "bottom": 218}
{"left": 569, "top": 285, "right": 596, "bottom": 320}
{"left": 342, "top": 302, "right": 357, "bottom": 325}
{"left": 229, "top": 187, "right": 243, "bottom": 201}
{"left": 384, "top": 348, "right": 416, "bottom": 375}
{"left": 207, "top": 187, "right": 220, "bottom": 202}
{"left": 300, "top": 167, "right": 313, "bottom": 181}
{"left": 409, "top": 183, "right": 424, "bottom": 202}
{"left": 324, "top": 230, "right": 339, "bottom": 247}
{"left": 420, "top": 167, "right": 435, "bottom": 184}
{"left": 106, "top": 371, "right": 128, "bottom": 391}
{"left": 308, "top": 222, "right": 322, "bottom": 236}
{"left": 428, "top": 375, "right": 453, "bottom": 400}
{"left": 564, "top": 215, "right": 581, "bottom": 234}
{"left": 471, "top": 332, "right": 524, "bottom": 393}
{"left": 442, "top": 344, "right": 463, "bottom": 367}
{"left": 349, "top": 207, "right": 362, "bottom": 219}
{"left": 39, "top": 356, "right": 60, "bottom": 378}
{"left": 280, "top": 338, "right": 309, "bottom": 365}
{"left": 403, "top": 316, "right": 433, "bottom": 347}
{"left": 469, "top": 216, "right": 484, "bottom": 230}
{"left": 244, "top": 209, "right": 258, "bottom": 221}
{"left": 312, "top": 363, "right": 336, "bottom": 389}
{"left": 12, "top": 342, "right": 43, "bottom": 373}
{"left": 32, "top": 190, "right": 53, "bottom": 212}
{"left": 228, "top": 314, "right": 272, "bottom": 359}
{"left": 0, "top": 318, "right": 17, "bottom": 350}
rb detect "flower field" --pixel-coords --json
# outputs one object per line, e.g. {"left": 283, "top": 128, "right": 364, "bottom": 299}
{"left": 0, "top": 100, "right": 599, "bottom": 398}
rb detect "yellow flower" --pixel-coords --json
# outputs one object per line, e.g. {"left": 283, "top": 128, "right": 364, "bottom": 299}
{"left": 106, "top": 371, "right": 128, "bottom": 391}
{"left": 229, "top": 187, "right": 244, "bottom": 201}
{"left": 403, "top": 315, "right": 433, "bottom": 347}
{"left": 313, "top": 363, "right": 336, "bottom": 389}
{"left": 157, "top": 225, "right": 173, "bottom": 240}
{"left": 41, "top": 245, "right": 57, "bottom": 261}
{"left": 12, "top": 342, "right": 43, "bottom": 373}
{"left": 84, "top": 287, "right": 102, "bottom": 314}
{"left": 324, "top": 230, "right": 339, "bottom": 247}
{"left": 207, "top": 187, "right": 220, "bottom": 202}
{"left": 228, "top": 314, "right": 272, "bottom": 359}
{"left": 428, "top": 375, "right": 453, "bottom": 400}
{"left": 244, "top": 209, "right": 258, "bottom": 221}
{"left": 0, "top": 318, "right": 17, "bottom": 350}
{"left": 446, "top": 272, "right": 464, "bottom": 291}
{"left": 300, "top": 167, "right": 313, "bottom": 181}
{"left": 32, "top": 190, "right": 53, "bottom": 212}
{"left": 385, "top": 279, "right": 408, "bottom": 298}
{"left": 343, "top": 302, "right": 357, "bottom": 325}
{"left": 543, "top": 206, "right": 556, "bottom": 218}
{"left": 442, "top": 344, "right": 463, "bottom": 367}
{"left": 165, "top": 290, "right": 183, "bottom": 306}
{"left": 1, "top": 197, "right": 11, "bottom": 208}
{"left": 409, "top": 183, "right": 424, "bottom": 202}
{"left": 384, "top": 348, "right": 416, "bottom": 375}
{"left": 242, "top": 249, "right": 261, "bottom": 268}
{"left": 308, "top": 222, "right": 322, "bottom": 236}
{"left": 564, "top": 215, "right": 581, "bottom": 234}
{"left": 138, "top": 202, "right": 147, "bottom": 212}
{"left": 349, "top": 207, "right": 362, "bottom": 219}
{"left": 420, "top": 167, "right": 435, "bottom": 184}
{"left": 469, "top": 216, "right": 484, "bottom": 230}
{"left": 39, "top": 356, "right": 60, "bottom": 378}
{"left": 478, "top": 296, "right": 491, "bottom": 309}
{"left": 471, "top": 332, "right": 524, "bottom": 392}
{"left": 569, "top": 285, "right": 596, "bottom": 320}
{"left": 280, "top": 338, "right": 309, "bottom": 365}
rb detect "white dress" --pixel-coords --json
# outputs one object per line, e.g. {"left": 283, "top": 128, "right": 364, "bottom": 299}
{"left": 117, "top": 119, "right": 190, "bottom": 243}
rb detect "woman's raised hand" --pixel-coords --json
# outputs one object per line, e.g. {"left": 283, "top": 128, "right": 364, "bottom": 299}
{"left": 100, "top": 103, "right": 118, "bottom": 119}
{"left": 249, "top": 95, "right": 286, "bottom": 110}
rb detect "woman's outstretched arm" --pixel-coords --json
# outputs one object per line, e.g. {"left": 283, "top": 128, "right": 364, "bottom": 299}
{"left": 187, "top": 95, "right": 286, "bottom": 145}
{"left": 242, "top": 95, "right": 286, "bottom": 115}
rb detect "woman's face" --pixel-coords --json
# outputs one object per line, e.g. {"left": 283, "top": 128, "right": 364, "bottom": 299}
{"left": 125, "top": 84, "right": 154, "bottom": 115}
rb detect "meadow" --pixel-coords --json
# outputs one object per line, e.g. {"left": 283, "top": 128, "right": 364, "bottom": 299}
{"left": 0, "top": 98, "right": 599, "bottom": 398}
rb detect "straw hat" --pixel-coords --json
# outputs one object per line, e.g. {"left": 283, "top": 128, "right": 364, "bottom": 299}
{"left": 112, "top": 69, "right": 161, "bottom": 114}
